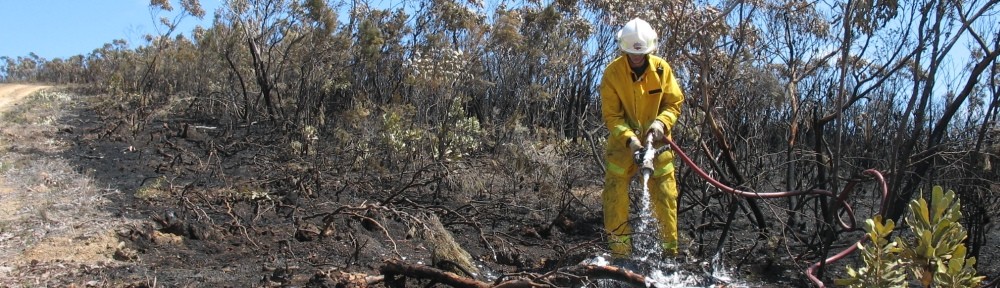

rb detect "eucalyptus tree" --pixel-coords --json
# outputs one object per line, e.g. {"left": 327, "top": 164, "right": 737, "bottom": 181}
{"left": 4, "top": 54, "right": 42, "bottom": 83}
{"left": 884, "top": 0, "right": 1000, "bottom": 260}
{"left": 352, "top": 3, "right": 411, "bottom": 108}
{"left": 83, "top": 40, "right": 135, "bottom": 96}
{"left": 746, "top": 0, "right": 916, "bottom": 263}
{"left": 762, "top": 0, "right": 1000, "bottom": 279}
{"left": 284, "top": 0, "right": 346, "bottom": 128}
{"left": 960, "top": 55, "right": 1000, "bottom": 258}
{"left": 0, "top": 56, "right": 11, "bottom": 82}
{"left": 215, "top": 0, "right": 304, "bottom": 125}
{"left": 64, "top": 55, "right": 87, "bottom": 84}
{"left": 881, "top": 0, "right": 1000, "bottom": 233}
{"left": 742, "top": 0, "right": 999, "bottom": 279}
{"left": 145, "top": 0, "right": 206, "bottom": 96}
{"left": 751, "top": 0, "right": 835, "bottom": 238}
{"left": 475, "top": 3, "right": 537, "bottom": 143}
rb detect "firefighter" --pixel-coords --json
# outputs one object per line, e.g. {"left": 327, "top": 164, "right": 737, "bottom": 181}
{"left": 599, "top": 17, "right": 685, "bottom": 258}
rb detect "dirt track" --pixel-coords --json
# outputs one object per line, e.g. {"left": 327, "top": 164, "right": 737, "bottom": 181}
{"left": 0, "top": 84, "right": 130, "bottom": 286}
{"left": 0, "top": 84, "right": 48, "bottom": 110}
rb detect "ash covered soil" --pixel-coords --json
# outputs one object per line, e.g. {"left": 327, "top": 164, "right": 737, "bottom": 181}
{"left": 1, "top": 85, "right": 996, "bottom": 287}
{"left": 0, "top": 84, "right": 613, "bottom": 287}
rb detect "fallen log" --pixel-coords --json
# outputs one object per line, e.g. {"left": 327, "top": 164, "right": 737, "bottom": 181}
{"left": 561, "top": 264, "right": 647, "bottom": 287}
{"left": 322, "top": 271, "right": 385, "bottom": 288}
{"left": 380, "top": 259, "right": 648, "bottom": 288}
{"left": 381, "top": 259, "right": 490, "bottom": 288}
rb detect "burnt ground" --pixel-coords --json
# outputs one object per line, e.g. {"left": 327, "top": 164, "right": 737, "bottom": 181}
{"left": 1, "top": 85, "right": 997, "bottom": 287}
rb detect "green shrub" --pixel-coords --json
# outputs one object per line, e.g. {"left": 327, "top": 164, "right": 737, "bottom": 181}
{"left": 381, "top": 104, "right": 427, "bottom": 158}
{"left": 836, "top": 215, "right": 906, "bottom": 287}
{"left": 836, "top": 186, "right": 985, "bottom": 287}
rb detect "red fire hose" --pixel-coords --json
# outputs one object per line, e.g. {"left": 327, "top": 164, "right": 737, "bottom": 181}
{"left": 664, "top": 137, "right": 889, "bottom": 287}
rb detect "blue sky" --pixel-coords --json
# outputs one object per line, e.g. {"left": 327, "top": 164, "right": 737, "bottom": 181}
{"left": 0, "top": 0, "right": 222, "bottom": 60}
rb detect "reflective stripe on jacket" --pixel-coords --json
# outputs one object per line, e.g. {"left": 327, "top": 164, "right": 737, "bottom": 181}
{"left": 600, "top": 54, "right": 684, "bottom": 175}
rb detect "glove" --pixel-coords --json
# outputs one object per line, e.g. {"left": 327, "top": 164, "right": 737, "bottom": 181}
{"left": 648, "top": 120, "right": 666, "bottom": 141}
{"left": 628, "top": 137, "right": 645, "bottom": 165}
{"left": 627, "top": 136, "right": 643, "bottom": 152}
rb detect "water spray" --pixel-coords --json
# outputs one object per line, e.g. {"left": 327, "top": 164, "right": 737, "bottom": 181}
{"left": 621, "top": 132, "right": 889, "bottom": 287}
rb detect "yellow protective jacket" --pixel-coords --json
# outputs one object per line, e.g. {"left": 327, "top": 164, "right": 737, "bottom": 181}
{"left": 600, "top": 54, "right": 684, "bottom": 176}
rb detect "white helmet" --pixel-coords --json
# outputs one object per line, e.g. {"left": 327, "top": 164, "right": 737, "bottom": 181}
{"left": 616, "top": 18, "right": 658, "bottom": 54}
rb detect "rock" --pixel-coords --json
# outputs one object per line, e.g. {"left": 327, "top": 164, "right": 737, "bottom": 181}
{"left": 181, "top": 123, "right": 207, "bottom": 142}
{"left": 113, "top": 247, "right": 139, "bottom": 262}
{"left": 295, "top": 223, "right": 321, "bottom": 242}
{"left": 187, "top": 222, "right": 220, "bottom": 241}
{"left": 151, "top": 230, "right": 184, "bottom": 246}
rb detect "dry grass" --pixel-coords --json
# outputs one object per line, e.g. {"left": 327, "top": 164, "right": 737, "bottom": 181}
{"left": 0, "top": 85, "right": 132, "bottom": 285}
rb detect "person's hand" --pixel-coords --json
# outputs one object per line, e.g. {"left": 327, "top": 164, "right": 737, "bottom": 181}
{"left": 628, "top": 137, "right": 644, "bottom": 164}
{"left": 627, "top": 136, "right": 643, "bottom": 152}
{"left": 648, "top": 120, "right": 666, "bottom": 141}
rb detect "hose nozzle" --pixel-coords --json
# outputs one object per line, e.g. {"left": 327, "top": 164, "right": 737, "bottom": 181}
{"left": 640, "top": 133, "right": 656, "bottom": 176}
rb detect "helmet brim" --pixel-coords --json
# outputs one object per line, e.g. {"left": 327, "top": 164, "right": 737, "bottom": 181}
{"left": 619, "top": 42, "right": 656, "bottom": 55}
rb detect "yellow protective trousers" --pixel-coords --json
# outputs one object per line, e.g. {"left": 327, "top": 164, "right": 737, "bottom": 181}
{"left": 602, "top": 150, "right": 679, "bottom": 258}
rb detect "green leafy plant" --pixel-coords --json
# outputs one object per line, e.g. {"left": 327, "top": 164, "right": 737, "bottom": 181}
{"left": 835, "top": 215, "right": 906, "bottom": 287}
{"left": 837, "top": 186, "right": 985, "bottom": 287}
{"left": 901, "top": 186, "right": 985, "bottom": 288}
{"left": 435, "top": 96, "right": 482, "bottom": 160}
{"left": 381, "top": 104, "right": 427, "bottom": 158}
